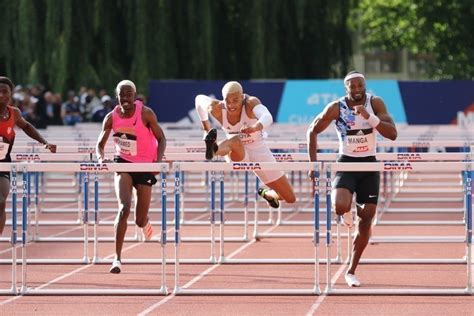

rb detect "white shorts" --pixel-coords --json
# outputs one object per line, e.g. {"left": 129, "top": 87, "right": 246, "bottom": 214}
{"left": 225, "top": 144, "right": 284, "bottom": 185}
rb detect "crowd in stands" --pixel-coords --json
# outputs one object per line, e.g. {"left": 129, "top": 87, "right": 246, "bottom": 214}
{"left": 11, "top": 84, "right": 148, "bottom": 129}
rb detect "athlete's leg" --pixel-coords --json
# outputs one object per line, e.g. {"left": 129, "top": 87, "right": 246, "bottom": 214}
{"left": 263, "top": 175, "right": 296, "bottom": 203}
{"left": 332, "top": 188, "right": 353, "bottom": 217}
{"left": 216, "top": 136, "right": 246, "bottom": 161}
{"left": 113, "top": 173, "right": 133, "bottom": 261}
{"left": 0, "top": 177, "right": 10, "bottom": 235}
{"left": 347, "top": 203, "right": 376, "bottom": 274}
{"left": 134, "top": 184, "right": 152, "bottom": 228}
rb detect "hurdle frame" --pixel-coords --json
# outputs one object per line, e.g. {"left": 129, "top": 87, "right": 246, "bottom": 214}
{"left": 0, "top": 162, "right": 169, "bottom": 296}
{"left": 172, "top": 162, "right": 322, "bottom": 295}
{"left": 324, "top": 161, "right": 473, "bottom": 295}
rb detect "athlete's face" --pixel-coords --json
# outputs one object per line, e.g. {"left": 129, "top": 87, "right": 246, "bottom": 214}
{"left": 345, "top": 78, "right": 366, "bottom": 102}
{"left": 0, "top": 84, "right": 12, "bottom": 107}
{"left": 117, "top": 85, "right": 136, "bottom": 112}
{"left": 224, "top": 91, "right": 243, "bottom": 113}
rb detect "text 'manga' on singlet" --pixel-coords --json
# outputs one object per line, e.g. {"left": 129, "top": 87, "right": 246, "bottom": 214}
{"left": 335, "top": 93, "right": 377, "bottom": 157}
{"left": 112, "top": 100, "right": 158, "bottom": 163}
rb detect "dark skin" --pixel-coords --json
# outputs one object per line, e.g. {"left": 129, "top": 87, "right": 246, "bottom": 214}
{"left": 306, "top": 77, "right": 397, "bottom": 275}
{"left": 95, "top": 84, "right": 166, "bottom": 262}
{"left": 0, "top": 83, "right": 56, "bottom": 234}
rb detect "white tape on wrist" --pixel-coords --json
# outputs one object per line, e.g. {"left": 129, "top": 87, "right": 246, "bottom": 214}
{"left": 367, "top": 114, "right": 380, "bottom": 128}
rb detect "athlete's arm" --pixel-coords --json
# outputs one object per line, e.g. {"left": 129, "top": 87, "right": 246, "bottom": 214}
{"left": 370, "top": 97, "right": 397, "bottom": 140}
{"left": 307, "top": 101, "right": 339, "bottom": 162}
{"left": 195, "top": 95, "right": 222, "bottom": 132}
{"left": 14, "top": 107, "right": 56, "bottom": 153}
{"left": 143, "top": 107, "right": 167, "bottom": 162}
{"left": 95, "top": 112, "right": 113, "bottom": 162}
{"left": 241, "top": 96, "right": 272, "bottom": 134}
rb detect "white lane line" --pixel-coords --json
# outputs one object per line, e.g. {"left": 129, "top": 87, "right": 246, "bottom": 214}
{"left": 305, "top": 263, "right": 346, "bottom": 316}
{"left": 139, "top": 205, "right": 308, "bottom": 316}
{"left": 0, "top": 202, "right": 80, "bottom": 255}
{"left": 0, "top": 208, "right": 206, "bottom": 306}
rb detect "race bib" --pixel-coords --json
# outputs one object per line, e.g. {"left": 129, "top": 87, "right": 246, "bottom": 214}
{"left": 0, "top": 141, "right": 9, "bottom": 160}
{"left": 345, "top": 132, "right": 374, "bottom": 154}
{"left": 113, "top": 133, "right": 137, "bottom": 156}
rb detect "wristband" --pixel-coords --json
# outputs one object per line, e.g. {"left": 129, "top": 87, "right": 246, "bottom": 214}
{"left": 367, "top": 114, "right": 380, "bottom": 128}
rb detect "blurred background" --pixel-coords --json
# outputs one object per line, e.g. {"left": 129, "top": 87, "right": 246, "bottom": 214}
{"left": 1, "top": 0, "right": 472, "bottom": 127}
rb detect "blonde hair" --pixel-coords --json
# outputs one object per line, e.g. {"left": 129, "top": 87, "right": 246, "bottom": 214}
{"left": 221, "top": 81, "right": 243, "bottom": 99}
{"left": 115, "top": 80, "right": 136, "bottom": 95}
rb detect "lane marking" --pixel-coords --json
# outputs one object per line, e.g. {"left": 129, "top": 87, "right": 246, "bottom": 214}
{"left": 305, "top": 263, "right": 346, "bottom": 316}
{"left": 139, "top": 205, "right": 308, "bottom": 316}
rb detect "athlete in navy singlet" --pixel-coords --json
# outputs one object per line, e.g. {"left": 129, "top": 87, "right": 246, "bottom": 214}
{"left": 306, "top": 71, "right": 397, "bottom": 287}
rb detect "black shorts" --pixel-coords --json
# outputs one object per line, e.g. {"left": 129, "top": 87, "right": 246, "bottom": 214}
{"left": 332, "top": 155, "right": 380, "bottom": 204}
{"left": 113, "top": 156, "right": 157, "bottom": 187}
{"left": 0, "top": 172, "right": 9, "bottom": 180}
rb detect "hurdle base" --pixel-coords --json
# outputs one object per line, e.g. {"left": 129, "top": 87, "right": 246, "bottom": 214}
{"left": 327, "top": 288, "right": 472, "bottom": 295}
{"left": 174, "top": 288, "right": 320, "bottom": 296}
{"left": 22, "top": 288, "right": 169, "bottom": 296}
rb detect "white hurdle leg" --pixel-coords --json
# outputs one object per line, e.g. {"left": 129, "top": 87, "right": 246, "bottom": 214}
{"left": 10, "top": 166, "right": 18, "bottom": 295}
{"left": 160, "top": 168, "right": 168, "bottom": 294}
{"left": 173, "top": 169, "right": 182, "bottom": 294}
{"left": 242, "top": 171, "right": 249, "bottom": 241}
{"left": 20, "top": 168, "right": 28, "bottom": 294}
{"left": 92, "top": 172, "right": 99, "bottom": 263}
{"left": 209, "top": 170, "right": 217, "bottom": 263}
{"left": 253, "top": 177, "right": 260, "bottom": 240}
{"left": 325, "top": 167, "right": 333, "bottom": 294}
{"left": 218, "top": 172, "right": 226, "bottom": 263}
{"left": 82, "top": 172, "right": 89, "bottom": 264}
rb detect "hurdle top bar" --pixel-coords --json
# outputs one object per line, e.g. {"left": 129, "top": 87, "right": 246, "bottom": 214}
{"left": 327, "top": 161, "right": 473, "bottom": 173}
{"left": 0, "top": 162, "right": 169, "bottom": 173}
{"left": 9, "top": 152, "right": 472, "bottom": 163}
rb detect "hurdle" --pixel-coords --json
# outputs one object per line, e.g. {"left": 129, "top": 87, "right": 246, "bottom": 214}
{"left": 172, "top": 162, "right": 322, "bottom": 295}
{"left": 324, "top": 161, "right": 472, "bottom": 295}
{"left": 1, "top": 162, "right": 169, "bottom": 295}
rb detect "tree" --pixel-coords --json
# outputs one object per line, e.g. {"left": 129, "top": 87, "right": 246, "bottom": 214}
{"left": 351, "top": 0, "right": 474, "bottom": 79}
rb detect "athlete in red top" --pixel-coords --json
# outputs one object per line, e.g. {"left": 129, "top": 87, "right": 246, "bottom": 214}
{"left": 0, "top": 76, "right": 56, "bottom": 235}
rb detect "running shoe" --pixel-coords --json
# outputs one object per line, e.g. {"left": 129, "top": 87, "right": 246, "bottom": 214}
{"left": 109, "top": 259, "right": 122, "bottom": 274}
{"left": 258, "top": 188, "right": 280, "bottom": 209}
{"left": 204, "top": 128, "right": 218, "bottom": 160}
{"left": 344, "top": 272, "right": 361, "bottom": 287}
{"left": 142, "top": 221, "right": 154, "bottom": 241}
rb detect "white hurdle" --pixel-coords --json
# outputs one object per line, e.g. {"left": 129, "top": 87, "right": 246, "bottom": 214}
{"left": 324, "top": 161, "right": 472, "bottom": 295}
{"left": 172, "top": 162, "right": 322, "bottom": 295}
{"left": 0, "top": 162, "right": 169, "bottom": 296}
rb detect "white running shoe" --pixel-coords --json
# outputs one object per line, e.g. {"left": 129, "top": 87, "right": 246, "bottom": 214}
{"left": 109, "top": 259, "right": 122, "bottom": 274}
{"left": 344, "top": 273, "right": 361, "bottom": 287}
{"left": 142, "top": 221, "right": 154, "bottom": 241}
{"left": 342, "top": 211, "right": 354, "bottom": 228}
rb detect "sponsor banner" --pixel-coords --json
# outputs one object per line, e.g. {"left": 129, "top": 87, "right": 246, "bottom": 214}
{"left": 398, "top": 81, "right": 474, "bottom": 124}
{"left": 277, "top": 80, "right": 407, "bottom": 124}
{"left": 148, "top": 80, "right": 285, "bottom": 123}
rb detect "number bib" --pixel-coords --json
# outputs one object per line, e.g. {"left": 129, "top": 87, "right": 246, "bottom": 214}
{"left": 113, "top": 135, "right": 137, "bottom": 156}
{"left": 345, "top": 133, "right": 374, "bottom": 154}
{"left": 0, "top": 140, "right": 9, "bottom": 160}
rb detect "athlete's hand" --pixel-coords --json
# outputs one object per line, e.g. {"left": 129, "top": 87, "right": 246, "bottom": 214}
{"left": 44, "top": 143, "right": 57, "bottom": 153}
{"left": 352, "top": 105, "right": 369, "bottom": 119}
{"left": 240, "top": 124, "right": 258, "bottom": 134}
{"left": 308, "top": 170, "right": 316, "bottom": 181}
{"left": 98, "top": 157, "right": 112, "bottom": 163}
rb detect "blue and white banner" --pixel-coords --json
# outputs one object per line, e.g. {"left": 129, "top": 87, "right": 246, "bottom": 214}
{"left": 277, "top": 80, "right": 407, "bottom": 124}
